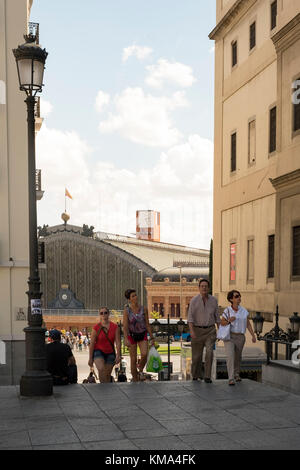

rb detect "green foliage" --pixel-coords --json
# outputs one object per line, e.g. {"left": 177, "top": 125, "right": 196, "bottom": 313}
{"left": 150, "top": 311, "right": 161, "bottom": 319}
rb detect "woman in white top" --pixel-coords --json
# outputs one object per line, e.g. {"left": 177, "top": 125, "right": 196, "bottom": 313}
{"left": 221, "top": 290, "right": 256, "bottom": 386}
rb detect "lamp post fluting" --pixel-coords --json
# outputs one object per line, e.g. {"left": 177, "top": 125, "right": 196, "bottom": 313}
{"left": 13, "top": 34, "right": 52, "bottom": 396}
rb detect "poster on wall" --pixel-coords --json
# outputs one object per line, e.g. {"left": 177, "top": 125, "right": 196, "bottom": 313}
{"left": 31, "top": 299, "right": 42, "bottom": 315}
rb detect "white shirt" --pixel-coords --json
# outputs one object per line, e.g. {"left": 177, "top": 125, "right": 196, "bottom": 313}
{"left": 222, "top": 306, "right": 249, "bottom": 334}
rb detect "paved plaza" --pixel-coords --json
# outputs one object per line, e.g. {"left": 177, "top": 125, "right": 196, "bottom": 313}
{"left": 0, "top": 379, "right": 300, "bottom": 450}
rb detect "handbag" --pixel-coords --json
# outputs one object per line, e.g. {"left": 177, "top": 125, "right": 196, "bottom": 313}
{"left": 131, "top": 331, "right": 147, "bottom": 342}
{"left": 217, "top": 308, "right": 231, "bottom": 342}
{"left": 82, "top": 368, "right": 98, "bottom": 384}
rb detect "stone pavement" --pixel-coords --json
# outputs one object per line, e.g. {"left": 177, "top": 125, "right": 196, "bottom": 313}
{"left": 1, "top": 379, "right": 300, "bottom": 450}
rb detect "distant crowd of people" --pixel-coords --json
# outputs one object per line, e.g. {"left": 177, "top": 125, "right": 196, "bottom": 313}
{"left": 46, "top": 329, "right": 91, "bottom": 352}
{"left": 45, "top": 281, "right": 257, "bottom": 387}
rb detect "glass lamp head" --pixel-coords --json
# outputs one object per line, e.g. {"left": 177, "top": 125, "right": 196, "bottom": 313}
{"left": 13, "top": 35, "right": 48, "bottom": 96}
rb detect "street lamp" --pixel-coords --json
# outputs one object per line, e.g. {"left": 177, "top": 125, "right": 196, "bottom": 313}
{"left": 289, "top": 312, "right": 300, "bottom": 337}
{"left": 13, "top": 34, "right": 52, "bottom": 396}
{"left": 253, "top": 312, "right": 265, "bottom": 338}
{"left": 177, "top": 318, "right": 185, "bottom": 378}
{"left": 152, "top": 318, "right": 161, "bottom": 334}
{"left": 138, "top": 269, "right": 143, "bottom": 307}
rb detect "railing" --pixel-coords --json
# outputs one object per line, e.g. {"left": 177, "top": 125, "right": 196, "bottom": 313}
{"left": 173, "top": 260, "right": 209, "bottom": 267}
{"left": 35, "top": 96, "right": 41, "bottom": 119}
{"left": 28, "top": 22, "right": 40, "bottom": 43}
{"left": 43, "top": 309, "right": 123, "bottom": 317}
{"left": 253, "top": 306, "right": 299, "bottom": 364}
{"left": 35, "top": 169, "right": 42, "bottom": 192}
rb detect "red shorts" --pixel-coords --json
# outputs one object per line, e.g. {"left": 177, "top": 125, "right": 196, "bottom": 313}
{"left": 128, "top": 332, "right": 148, "bottom": 345}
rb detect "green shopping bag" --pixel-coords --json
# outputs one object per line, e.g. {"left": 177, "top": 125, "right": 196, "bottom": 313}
{"left": 146, "top": 346, "right": 163, "bottom": 373}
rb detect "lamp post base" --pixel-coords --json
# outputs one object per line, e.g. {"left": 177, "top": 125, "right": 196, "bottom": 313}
{"left": 20, "top": 371, "right": 53, "bottom": 397}
{"left": 20, "top": 325, "right": 53, "bottom": 397}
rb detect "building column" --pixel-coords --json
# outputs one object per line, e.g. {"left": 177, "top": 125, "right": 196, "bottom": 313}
{"left": 164, "top": 297, "right": 170, "bottom": 317}
{"left": 181, "top": 296, "right": 187, "bottom": 319}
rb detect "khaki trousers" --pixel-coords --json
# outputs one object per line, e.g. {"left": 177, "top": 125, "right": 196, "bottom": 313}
{"left": 224, "top": 333, "right": 246, "bottom": 381}
{"left": 191, "top": 326, "right": 216, "bottom": 379}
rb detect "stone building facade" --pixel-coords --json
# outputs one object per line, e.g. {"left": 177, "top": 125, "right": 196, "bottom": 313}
{"left": 145, "top": 267, "right": 209, "bottom": 319}
{"left": 0, "top": 0, "right": 37, "bottom": 385}
{"left": 210, "top": 0, "right": 300, "bottom": 336}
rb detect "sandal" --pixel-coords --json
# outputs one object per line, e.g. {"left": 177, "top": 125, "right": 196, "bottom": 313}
{"left": 235, "top": 376, "right": 242, "bottom": 382}
{"left": 229, "top": 380, "right": 235, "bottom": 386}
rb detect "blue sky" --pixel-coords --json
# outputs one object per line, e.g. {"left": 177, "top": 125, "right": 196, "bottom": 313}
{"left": 31, "top": 0, "right": 216, "bottom": 248}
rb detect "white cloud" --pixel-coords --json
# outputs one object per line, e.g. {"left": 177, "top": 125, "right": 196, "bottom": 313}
{"left": 145, "top": 59, "right": 197, "bottom": 89}
{"left": 98, "top": 87, "right": 188, "bottom": 148}
{"left": 36, "top": 126, "right": 213, "bottom": 248}
{"left": 95, "top": 90, "right": 110, "bottom": 113}
{"left": 122, "top": 45, "right": 153, "bottom": 63}
{"left": 40, "top": 99, "right": 53, "bottom": 117}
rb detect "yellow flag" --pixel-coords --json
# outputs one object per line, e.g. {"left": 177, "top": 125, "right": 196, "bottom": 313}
{"left": 65, "top": 188, "right": 73, "bottom": 199}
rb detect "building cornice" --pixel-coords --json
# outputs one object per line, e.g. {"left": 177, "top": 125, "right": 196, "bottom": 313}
{"left": 271, "top": 13, "right": 300, "bottom": 53}
{"left": 270, "top": 169, "right": 300, "bottom": 190}
{"left": 209, "top": 0, "right": 256, "bottom": 40}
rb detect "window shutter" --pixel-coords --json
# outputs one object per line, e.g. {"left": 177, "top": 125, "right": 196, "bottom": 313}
{"left": 248, "top": 120, "right": 256, "bottom": 163}
{"left": 269, "top": 107, "right": 277, "bottom": 153}
{"left": 293, "top": 226, "right": 300, "bottom": 276}
{"left": 250, "top": 22, "right": 256, "bottom": 50}
{"left": 231, "top": 132, "right": 237, "bottom": 172}
{"left": 247, "top": 239, "right": 254, "bottom": 282}
{"left": 268, "top": 235, "right": 275, "bottom": 278}
{"left": 271, "top": 1, "right": 277, "bottom": 30}
{"left": 232, "top": 41, "right": 237, "bottom": 67}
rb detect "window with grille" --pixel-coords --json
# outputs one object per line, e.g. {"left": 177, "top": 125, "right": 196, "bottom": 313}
{"left": 293, "top": 79, "right": 300, "bottom": 132}
{"left": 231, "top": 132, "right": 237, "bottom": 172}
{"left": 292, "top": 226, "right": 300, "bottom": 276}
{"left": 250, "top": 22, "right": 256, "bottom": 50}
{"left": 271, "top": 1, "right": 277, "bottom": 30}
{"left": 268, "top": 235, "right": 275, "bottom": 278}
{"left": 232, "top": 41, "right": 237, "bottom": 67}
{"left": 247, "top": 239, "right": 254, "bottom": 282}
{"left": 248, "top": 119, "right": 256, "bottom": 164}
{"left": 269, "top": 106, "right": 277, "bottom": 153}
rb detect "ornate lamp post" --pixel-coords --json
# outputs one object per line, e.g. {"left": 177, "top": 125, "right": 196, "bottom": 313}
{"left": 13, "top": 34, "right": 52, "bottom": 396}
{"left": 152, "top": 318, "right": 161, "bottom": 335}
{"left": 177, "top": 318, "right": 185, "bottom": 347}
{"left": 289, "top": 312, "right": 300, "bottom": 338}
{"left": 252, "top": 306, "right": 300, "bottom": 364}
{"left": 252, "top": 312, "right": 265, "bottom": 339}
{"left": 177, "top": 318, "right": 185, "bottom": 377}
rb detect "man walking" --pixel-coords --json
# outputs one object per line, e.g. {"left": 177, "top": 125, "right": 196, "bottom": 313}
{"left": 188, "top": 279, "right": 220, "bottom": 383}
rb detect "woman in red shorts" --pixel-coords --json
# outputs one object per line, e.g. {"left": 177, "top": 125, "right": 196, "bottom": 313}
{"left": 123, "top": 289, "right": 155, "bottom": 382}
{"left": 88, "top": 307, "right": 121, "bottom": 382}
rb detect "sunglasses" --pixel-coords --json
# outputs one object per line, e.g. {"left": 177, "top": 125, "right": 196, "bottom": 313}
{"left": 233, "top": 294, "right": 241, "bottom": 299}
{"left": 100, "top": 311, "right": 109, "bottom": 315}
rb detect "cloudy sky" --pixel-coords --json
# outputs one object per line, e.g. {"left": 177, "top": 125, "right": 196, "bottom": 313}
{"left": 31, "top": 0, "right": 216, "bottom": 249}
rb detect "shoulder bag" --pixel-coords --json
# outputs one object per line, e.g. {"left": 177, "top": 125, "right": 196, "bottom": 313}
{"left": 217, "top": 308, "right": 231, "bottom": 342}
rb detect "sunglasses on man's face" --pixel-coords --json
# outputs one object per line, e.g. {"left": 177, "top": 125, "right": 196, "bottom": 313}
{"left": 100, "top": 311, "right": 109, "bottom": 315}
{"left": 233, "top": 294, "right": 241, "bottom": 299}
